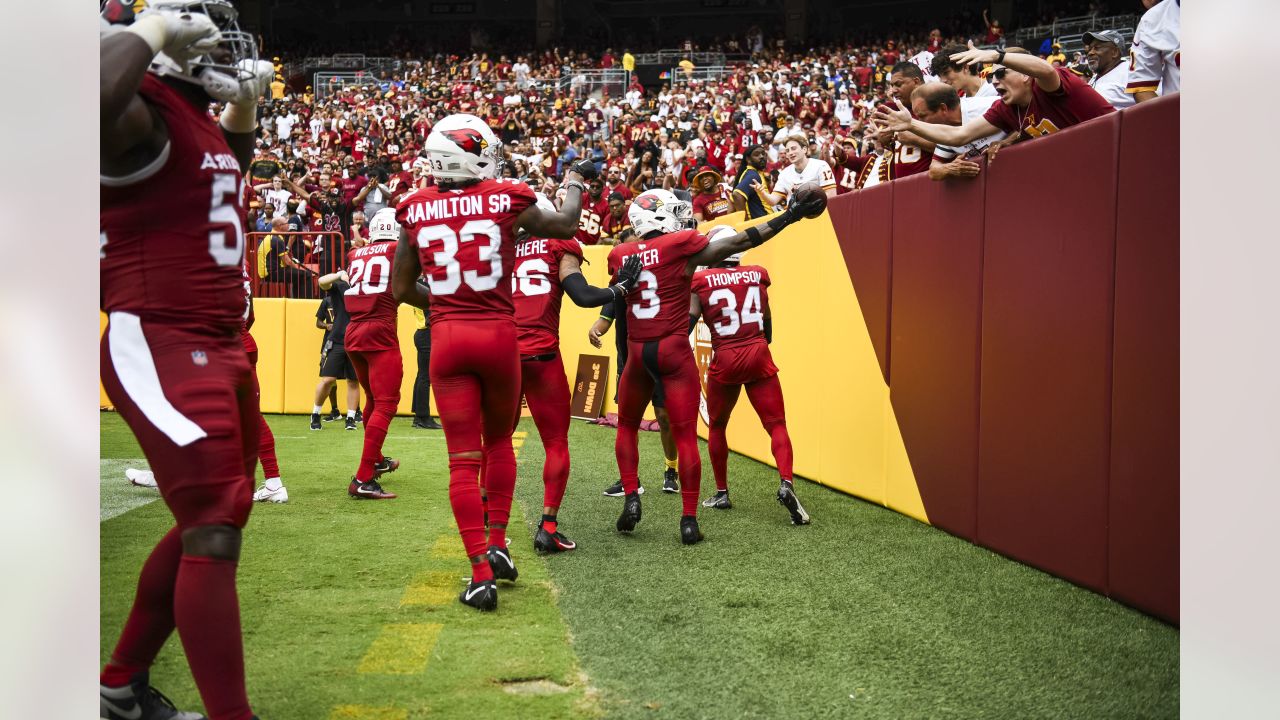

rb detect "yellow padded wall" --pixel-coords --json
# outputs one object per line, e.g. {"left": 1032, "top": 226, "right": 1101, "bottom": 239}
{"left": 250, "top": 299, "right": 286, "bottom": 413}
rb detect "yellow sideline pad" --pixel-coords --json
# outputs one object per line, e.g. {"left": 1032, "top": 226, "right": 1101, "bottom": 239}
{"left": 98, "top": 212, "right": 928, "bottom": 522}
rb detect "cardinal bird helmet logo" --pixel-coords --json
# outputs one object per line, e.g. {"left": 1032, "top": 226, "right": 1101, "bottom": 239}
{"left": 634, "top": 194, "right": 663, "bottom": 211}
{"left": 443, "top": 128, "right": 489, "bottom": 155}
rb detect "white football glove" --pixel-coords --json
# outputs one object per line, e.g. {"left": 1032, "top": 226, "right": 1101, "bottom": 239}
{"left": 130, "top": 8, "right": 221, "bottom": 63}
{"left": 230, "top": 59, "right": 275, "bottom": 106}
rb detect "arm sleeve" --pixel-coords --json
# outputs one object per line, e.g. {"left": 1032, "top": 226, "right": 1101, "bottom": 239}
{"left": 1125, "top": 36, "right": 1163, "bottom": 95}
{"left": 600, "top": 300, "right": 616, "bottom": 320}
{"left": 561, "top": 271, "right": 617, "bottom": 308}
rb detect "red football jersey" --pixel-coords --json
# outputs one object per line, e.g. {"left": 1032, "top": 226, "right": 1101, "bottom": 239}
{"left": 607, "top": 229, "right": 709, "bottom": 342}
{"left": 343, "top": 239, "right": 400, "bottom": 350}
{"left": 691, "top": 265, "right": 771, "bottom": 351}
{"left": 101, "top": 73, "right": 246, "bottom": 334}
{"left": 983, "top": 67, "right": 1115, "bottom": 139}
{"left": 574, "top": 194, "right": 611, "bottom": 245}
{"left": 512, "top": 235, "right": 583, "bottom": 355}
{"left": 397, "top": 178, "right": 537, "bottom": 323}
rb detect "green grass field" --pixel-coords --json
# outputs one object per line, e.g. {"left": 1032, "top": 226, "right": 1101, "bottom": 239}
{"left": 101, "top": 412, "right": 1177, "bottom": 719}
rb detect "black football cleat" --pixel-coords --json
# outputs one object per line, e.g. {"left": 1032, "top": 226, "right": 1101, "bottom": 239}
{"left": 309, "top": 413, "right": 322, "bottom": 431}
{"left": 459, "top": 577, "right": 498, "bottom": 611}
{"left": 100, "top": 671, "right": 206, "bottom": 720}
{"left": 413, "top": 416, "right": 443, "bottom": 429}
{"left": 777, "top": 480, "right": 811, "bottom": 525}
{"left": 355, "top": 409, "right": 364, "bottom": 423}
{"left": 345, "top": 415, "right": 358, "bottom": 430}
{"left": 323, "top": 409, "right": 341, "bottom": 422}
{"left": 348, "top": 478, "right": 397, "bottom": 499}
{"left": 616, "top": 491, "right": 642, "bottom": 533}
{"left": 487, "top": 544, "right": 519, "bottom": 582}
{"left": 534, "top": 527, "right": 577, "bottom": 553}
{"left": 701, "top": 490, "right": 732, "bottom": 509}
{"left": 662, "top": 467, "right": 679, "bottom": 493}
{"left": 603, "top": 479, "right": 643, "bottom": 497}
{"left": 680, "top": 515, "right": 704, "bottom": 545}
{"left": 373, "top": 456, "right": 400, "bottom": 478}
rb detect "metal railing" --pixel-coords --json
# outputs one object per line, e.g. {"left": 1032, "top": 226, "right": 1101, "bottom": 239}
{"left": 668, "top": 65, "right": 733, "bottom": 84}
{"left": 247, "top": 231, "right": 345, "bottom": 299}
{"left": 634, "top": 50, "right": 726, "bottom": 66}
{"left": 313, "top": 72, "right": 384, "bottom": 100}
{"left": 555, "top": 69, "right": 630, "bottom": 99}
{"left": 1010, "top": 13, "right": 1138, "bottom": 53}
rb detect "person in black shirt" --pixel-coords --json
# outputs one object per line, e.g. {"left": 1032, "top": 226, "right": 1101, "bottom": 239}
{"left": 314, "top": 295, "right": 342, "bottom": 421}
{"left": 312, "top": 270, "right": 362, "bottom": 431}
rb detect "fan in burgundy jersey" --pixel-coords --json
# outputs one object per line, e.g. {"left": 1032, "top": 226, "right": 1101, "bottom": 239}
{"left": 390, "top": 113, "right": 618, "bottom": 612}
{"left": 100, "top": 0, "right": 274, "bottom": 716}
{"left": 573, "top": 176, "right": 611, "bottom": 245}
{"left": 687, "top": 227, "right": 810, "bottom": 525}
{"left": 605, "top": 186, "right": 825, "bottom": 545}
{"left": 513, "top": 195, "right": 643, "bottom": 553}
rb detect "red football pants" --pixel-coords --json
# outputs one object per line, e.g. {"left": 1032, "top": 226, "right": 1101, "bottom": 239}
{"left": 616, "top": 335, "right": 702, "bottom": 516}
{"left": 705, "top": 373, "right": 793, "bottom": 491}
{"left": 431, "top": 319, "right": 521, "bottom": 561}
{"left": 247, "top": 350, "right": 279, "bottom": 479}
{"left": 100, "top": 313, "right": 254, "bottom": 719}
{"left": 521, "top": 351, "right": 571, "bottom": 512}
{"left": 348, "top": 346, "right": 403, "bottom": 482}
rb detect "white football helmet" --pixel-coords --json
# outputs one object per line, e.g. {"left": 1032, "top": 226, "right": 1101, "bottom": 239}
{"left": 101, "top": 0, "right": 261, "bottom": 103}
{"left": 706, "top": 225, "right": 742, "bottom": 265}
{"left": 368, "top": 208, "right": 400, "bottom": 242}
{"left": 628, "top": 189, "right": 688, "bottom": 238}
{"left": 425, "top": 114, "right": 504, "bottom": 181}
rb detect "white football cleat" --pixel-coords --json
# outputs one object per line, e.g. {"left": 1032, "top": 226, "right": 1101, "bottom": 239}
{"left": 253, "top": 485, "right": 289, "bottom": 503}
{"left": 125, "top": 468, "right": 157, "bottom": 488}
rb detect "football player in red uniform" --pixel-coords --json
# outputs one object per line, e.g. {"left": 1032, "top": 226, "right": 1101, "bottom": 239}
{"left": 607, "top": 188, "right": 824, "bottom": 544}
{"left": 573, "top": 176, "right": 610, "bottom": 245}
{"left": 688, "top": 230, "right": 808, "bottom": 524}
{"left": 391, "top": 113, "right": 601, "bottom": 611}
{"left": 100, "top": 1, "right": 273, "bottom": 718}
{"left": 514, "top": 196, "right": 643, "bottom": 553}
{"left": 242, "top": 263, "right": 287, "bottom": 504}
{"left": 343, "top": 208, "right": 405, "bottom": 499}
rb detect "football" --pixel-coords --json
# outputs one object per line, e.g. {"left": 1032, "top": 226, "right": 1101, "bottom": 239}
{"left": 791, "top": 183, "right": 828, "bottom": 219}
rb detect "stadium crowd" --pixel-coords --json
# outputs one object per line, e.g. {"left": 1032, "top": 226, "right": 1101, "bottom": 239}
{"left": 245, "top": 1, "right": 1179, "bottom": 298}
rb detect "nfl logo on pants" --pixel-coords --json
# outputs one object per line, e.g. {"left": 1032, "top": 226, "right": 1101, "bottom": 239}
{"left": 191, "top": 350, "right": 208, "bottom": 367}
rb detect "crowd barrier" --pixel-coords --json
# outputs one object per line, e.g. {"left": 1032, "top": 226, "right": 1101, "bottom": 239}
{"left": 98, "top": 95, "right": 1177, "bottom": 622}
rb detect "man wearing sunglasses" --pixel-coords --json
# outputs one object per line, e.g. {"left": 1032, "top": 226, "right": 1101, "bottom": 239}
{"left": 873, "top": 42, "right": 1114, "bottom": 150}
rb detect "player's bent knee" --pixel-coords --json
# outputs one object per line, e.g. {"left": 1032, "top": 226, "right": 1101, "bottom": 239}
{"left": 181, "top": 524, "right": 242, "bottom": 561}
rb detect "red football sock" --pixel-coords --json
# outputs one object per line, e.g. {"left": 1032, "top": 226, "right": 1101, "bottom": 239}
{"left": 540, "top": 435, "right": 570, "bottom": 512}
{"left": 766, "top": 421, "right": 794, "bottom": 482}
{"left": 484, "top": 440, "right": 516, "bottom": 546}
{"left": 448, "top": 455, "right": 488, "bottom": 561}
{"left": 541, "top": 514, "right": 558, "bottom": 534}
{"left": 674, "top": 424, "right": 702, "bottom": 517}
{"left": 101, "top": 527, "right": 182, "bottom": 687}
{"left": 470, "top": 557, "right": 494, "bottom": 583}
{"left": 174, "top": 555, "right": 252, "bottom": 720}
{"left": 257, "top": 414, "right": 279, "bottom": 479}
{"left": 708, "top": 424, "right": 730, "bottom": 492}
{"left": 615, "top": 422, "right": 641, "bottom": 494}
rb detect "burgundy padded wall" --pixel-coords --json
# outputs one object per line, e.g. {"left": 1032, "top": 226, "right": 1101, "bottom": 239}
{"left": 888, "top": 173, "right": 986, "bottom": 540}
{"left": 832, "top": 184, "right": 894, "bottom": 383}
{"left": 976, "top": 114, "right": 1122, "bottom": 592}
{"left": 1110, "top": 95, "right": 1180, "bottom": 623}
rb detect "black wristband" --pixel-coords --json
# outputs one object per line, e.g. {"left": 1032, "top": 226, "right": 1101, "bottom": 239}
{"left": 996, "top": 50, "right": 1006, "bottom": 65}
{"left": 745, "top": 225, "right": 765, "bottom": 247}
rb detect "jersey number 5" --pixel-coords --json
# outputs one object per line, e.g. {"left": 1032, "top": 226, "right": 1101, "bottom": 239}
{"left": 416, "top": 219, "right": 503, "bottom": 296}
{"left": 209, "top": 173, "right": 245, "bottom": 267}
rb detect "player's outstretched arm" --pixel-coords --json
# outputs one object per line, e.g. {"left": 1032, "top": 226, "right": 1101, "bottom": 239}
{"left": 559, "top": 254, "right": 644, "bottom": 308}
{"left": 317, "top": 270, "right": 348, "bottom": 291}
{"left": 517, "top": 159, "right": 598, "bottom": 239}
{"left": 685, "top": 195, "right": 824, "bottom": 273}
{"left": 392, "top": 228, "right": 430, "bottom": 310}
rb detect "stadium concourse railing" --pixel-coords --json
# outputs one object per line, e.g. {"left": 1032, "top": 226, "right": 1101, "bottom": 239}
{"left": 244, "top": 231, "right": 344, "bottom": 299}
{"left": 698, "top": 94, "right": 1178, "bottom": 624}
